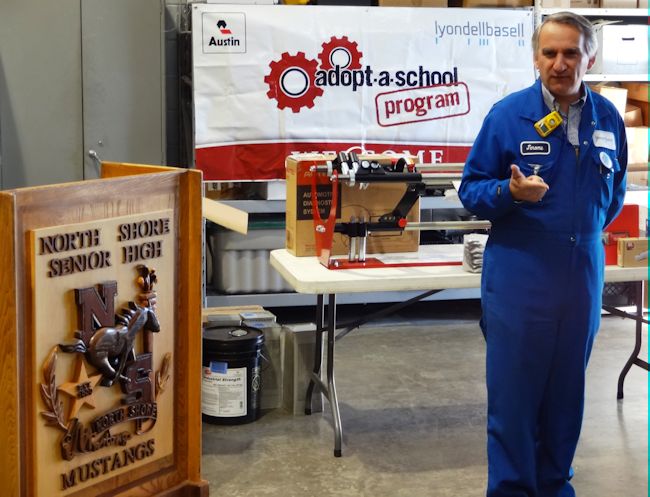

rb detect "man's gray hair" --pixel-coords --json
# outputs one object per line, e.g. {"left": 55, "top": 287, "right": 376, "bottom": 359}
{"left": 532, "top": 11, "right": 598, "bottom": 58}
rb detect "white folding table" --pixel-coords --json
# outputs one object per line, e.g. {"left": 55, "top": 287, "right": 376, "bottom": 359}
{"left": 270, "top": 246, "right": 648, "bottom": 457}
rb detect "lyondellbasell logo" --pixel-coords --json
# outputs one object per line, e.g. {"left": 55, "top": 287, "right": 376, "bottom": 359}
{"left": 434, "top": 20, "right": 527, "bottom": 47}
{"left": 264, "top": 35, "right": 461, "bottom": 116}
{"left": 202, "top": 12, "right": 245, "bottom": 54}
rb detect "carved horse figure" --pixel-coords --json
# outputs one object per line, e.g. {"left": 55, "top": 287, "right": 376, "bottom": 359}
{"left": 60, "top": 302, "right": 160, "bottom": 387}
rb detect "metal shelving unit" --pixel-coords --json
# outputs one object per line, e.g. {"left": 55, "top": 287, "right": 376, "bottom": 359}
{"left": 205, "top": 287, "right": 481, "bottom": 308}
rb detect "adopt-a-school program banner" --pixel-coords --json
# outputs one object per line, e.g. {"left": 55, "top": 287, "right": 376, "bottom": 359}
{"left": 192, "top": 4, "right": 535, "bottom": 181}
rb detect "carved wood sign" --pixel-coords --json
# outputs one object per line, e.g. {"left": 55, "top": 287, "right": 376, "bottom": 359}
{"left": 31, "top": 210, "right": 176, "bottom": 495}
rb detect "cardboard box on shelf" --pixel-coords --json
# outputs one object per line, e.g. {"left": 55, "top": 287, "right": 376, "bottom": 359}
{"left": 625, "top": 98, "right": 648, "bottom": 127}
{"left": 600, "top": 0, "right": 635, "bottom": 6}
{"left": 626, "top": 126, "right": 650, "bottom": 166}
{"left": 589, "top": 84, "right": 627, "bottom": 118}
{"left": 617, "top": 237, "right": 649, "bottom": 267}
{"left": 621, "top": 83, "right": 650, "bottom": 103}
{"left": 628, "top": 99, "right": 649, "bottom": 126}
{"left": 540, "top": 0, "right": 570, "bottom": 6}
{"left": 590, "top": 25, "right": 649, "bottom": 75}
{"left": 623, "top": 190, "right": 648, "bottom": 236}
{"left": 624, "top": 104, "right": 643, "bottom": 127}
{"left": 379, "top": 0, "right": 447, "bottom": 5}
{"left": 285, "top": 154, "right": 420, "bottom": 257}
{"left": 626, "top": 171, "right": 648, "bottom": 187}
{"left": 604, "top": 204, "right": 639, "bottom": 265}
{"left": 462, "top": 0, "right": 531, "bottom": 6}
{"left": 627, "top": 150, "right": 649, "bottom": 187}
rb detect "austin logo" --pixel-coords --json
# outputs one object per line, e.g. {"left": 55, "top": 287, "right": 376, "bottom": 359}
{"left": 216, "top": 20, "right": 231, "bottom": 35}
{"left": 39, "top": 265, "right": 171, "bottom": 488}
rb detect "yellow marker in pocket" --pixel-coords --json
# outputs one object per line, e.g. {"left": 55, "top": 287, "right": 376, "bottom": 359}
{"left": 534, "top": 111, "right": 563, "bottom": 138}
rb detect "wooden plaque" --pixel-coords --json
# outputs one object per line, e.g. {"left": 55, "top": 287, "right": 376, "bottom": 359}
{"left": 0, "top": 163, "right": 208, "bottom": 496}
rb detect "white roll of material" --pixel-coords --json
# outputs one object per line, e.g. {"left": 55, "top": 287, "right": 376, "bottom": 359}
{"left": 462, "top": 233, "right": 489, "bottom": 273}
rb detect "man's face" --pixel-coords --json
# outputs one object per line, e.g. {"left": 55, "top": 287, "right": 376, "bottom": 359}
{"left": 534, "top": 21, "right": 595, "bottom": 105}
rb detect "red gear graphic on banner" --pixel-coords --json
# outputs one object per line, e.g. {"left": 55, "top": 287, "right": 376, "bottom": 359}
{"left": 264, "top": 52, "right": 324, "bottom": 113}
{"left": 318, "top": 36, "right": 363, "bottom": 70}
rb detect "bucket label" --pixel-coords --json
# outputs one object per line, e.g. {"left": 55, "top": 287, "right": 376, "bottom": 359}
{"left": 201, "top": 366, "right": 247, "bottom": 417}
{"left": 210, "top": 360, "right": 228, "bottom": 374}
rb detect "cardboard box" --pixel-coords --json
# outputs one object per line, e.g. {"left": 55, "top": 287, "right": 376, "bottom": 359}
{"left": 624, "top": 190, "right": 648, "bottom": 235}
{"left": 624, "top": 104, "right": 643, "bottom": 127}
{"left": 590, "top": 25, "right": 649, "bottom": 75}
{"left": 570, "top": 0, "right": 598, "bottom": 6}
{"left": 626, "top": 126, "right": 649, "bottom": 166}
{"left": 540, "top": 0, "right": 570, "bottom": 6}
{"left": 285, "top": 154, "right": 420, "bottom": 257}
{"left": 379, "top": 0, "right": 447, "bottom": 5}
{"left": 600, "top": 0, "right": 635, "bottom": 6}
{"left": 540, "top": 0, "right": 570, "bottom": 5}
{"left": 590, "top": 84, "right": 627, "bottom": 118}
{"left": 626, "top": 171, "right": 648, "bottom": 187}
{"left": 462, "top": 0, "right": 531, "bottom": 6}
{"left": 604, "top": 204, "right": 639, "bottom": 265}
{"left": 628, "top": 99, "right": 649, "bottom": 126}
{"left": 621, "top": 83, "right": 650, "bottom": 103}
{"left": 617, "top": 237, "right": 649, "bottom": 267}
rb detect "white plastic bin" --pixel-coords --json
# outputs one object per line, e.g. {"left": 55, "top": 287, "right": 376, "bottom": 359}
{"left": 210, "top": 225, "right": 292, "bottom": 294}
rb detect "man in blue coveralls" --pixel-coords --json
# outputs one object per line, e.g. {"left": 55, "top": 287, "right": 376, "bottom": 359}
{"left": 458, "top": 12, "right": 627, "bottom": 497}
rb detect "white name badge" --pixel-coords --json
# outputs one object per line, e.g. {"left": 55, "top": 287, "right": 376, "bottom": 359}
{"left": 593, "top": 130, "right": 616, "bottom": 150}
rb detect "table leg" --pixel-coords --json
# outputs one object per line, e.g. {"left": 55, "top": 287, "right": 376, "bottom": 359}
{"left": 305, "top": 294, "right": 325, "bottom": 414}
{"left": 326, "top": 293, "right": 343, "bottom": 457}
{"left": 303, "top": 293, "right": 344, "bottom": 456}
{"left": 617, "top": 281, "right": 649, "bottom": 399}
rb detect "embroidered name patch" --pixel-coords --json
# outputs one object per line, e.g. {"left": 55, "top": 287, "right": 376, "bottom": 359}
{"left": 520, "top": 141, "right": 550, "bottom": 155}
{"left": 593, "top": 130, "right": 616, "bottom": 151}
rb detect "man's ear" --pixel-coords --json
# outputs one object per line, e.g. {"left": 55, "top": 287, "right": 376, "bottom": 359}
{"left": 587, "top": 56, "right": 596, "bottom": 70}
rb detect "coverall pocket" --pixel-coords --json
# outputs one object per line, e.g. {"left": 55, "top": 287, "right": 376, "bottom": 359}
{"left": 518, "top": 160, "right": 553, "bottom": 182}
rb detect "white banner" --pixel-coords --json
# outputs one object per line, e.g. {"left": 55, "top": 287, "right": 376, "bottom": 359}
{"left": 192, "top": 4, "right": 535, "bottom": 180}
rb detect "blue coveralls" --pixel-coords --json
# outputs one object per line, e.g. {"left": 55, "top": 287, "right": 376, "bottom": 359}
{"left": 458, "top": 79, "right": 627, "bottom": 497}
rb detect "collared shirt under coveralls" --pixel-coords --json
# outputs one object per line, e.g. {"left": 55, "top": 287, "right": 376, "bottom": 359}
{"left": 458, "top": 78, "right": 627, "bottom": 497}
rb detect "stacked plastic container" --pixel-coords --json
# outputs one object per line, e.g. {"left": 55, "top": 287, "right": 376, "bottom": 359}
{"left": 209, "top": 220, "right": 292, "bottom": 294}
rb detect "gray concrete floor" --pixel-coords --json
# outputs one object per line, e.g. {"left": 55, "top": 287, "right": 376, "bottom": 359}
{"left": 201, "top": 300, "right": 648, "bottom": 497}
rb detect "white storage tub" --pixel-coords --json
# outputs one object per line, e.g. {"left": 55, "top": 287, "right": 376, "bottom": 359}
{"left": 210, "top": 223, "right": 293, "bottom": 294}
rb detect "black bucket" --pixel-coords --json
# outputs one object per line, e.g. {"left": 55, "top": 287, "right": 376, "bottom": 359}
{"left": 202, "top": 324, "right": 264, "bottom": 425}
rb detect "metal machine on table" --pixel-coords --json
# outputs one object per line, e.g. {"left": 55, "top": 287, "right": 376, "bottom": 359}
{"left": 309, "top": 152, "right": 490, "bottom": 269}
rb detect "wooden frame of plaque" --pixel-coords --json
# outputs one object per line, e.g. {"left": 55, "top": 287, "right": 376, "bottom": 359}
{"left": 0, "top": 163, "right": 208, "bottom": 496}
